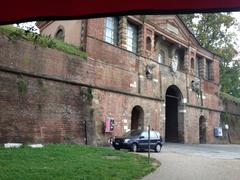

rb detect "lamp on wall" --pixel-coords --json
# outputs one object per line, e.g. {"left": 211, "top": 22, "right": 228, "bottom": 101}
{"left": 182, "top": 98, "right": 187, "bottom": 104}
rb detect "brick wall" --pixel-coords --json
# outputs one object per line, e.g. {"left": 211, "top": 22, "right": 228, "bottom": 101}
{"left": 0, "top": 71, "right": 92, "bottom": 144}
{"left": 92, "top": 89, "right": 164, "bottom": 145}
{"left": 0, "top": 35, "right": 95, "bottom": 144}
{"left": 220, "top": 96, "right": 240, "bottom": 143}
{"left": 0, "top": 15, "right": 224, "bottom": 145}
{"left": 0, "top": 33, "right": 163, "bottom": 144}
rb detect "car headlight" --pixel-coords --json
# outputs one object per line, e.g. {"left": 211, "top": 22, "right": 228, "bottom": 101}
{"left": 124, "top": 139, "right": 130, "bottom": 143}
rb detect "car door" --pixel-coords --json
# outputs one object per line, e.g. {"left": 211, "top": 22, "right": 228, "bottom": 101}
{"left": 138, "top": 131, "right": 149, "bottom": 149}
{"left": 150, "top": 131, "right": 158, "bottom": 148}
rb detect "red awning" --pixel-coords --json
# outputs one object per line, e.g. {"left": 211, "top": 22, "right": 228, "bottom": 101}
{"left": 1, "top": 0, "right": 240, "bottom": 24}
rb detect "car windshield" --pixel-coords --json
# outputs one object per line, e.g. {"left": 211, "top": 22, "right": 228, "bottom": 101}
{"left": 122, "top": 130, "right": 142, "bottom": 138}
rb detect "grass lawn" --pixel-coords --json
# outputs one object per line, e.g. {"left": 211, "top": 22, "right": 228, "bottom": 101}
{"left": 0, "top": 144, "right": 159, "bottom": 180}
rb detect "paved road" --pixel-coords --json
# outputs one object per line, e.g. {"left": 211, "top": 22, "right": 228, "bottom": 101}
{"left": 142, "top": 143, "right": 240, "bottom": 180}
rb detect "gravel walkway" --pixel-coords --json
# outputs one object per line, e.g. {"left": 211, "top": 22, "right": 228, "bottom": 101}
{"left": 142, "top": 144, "right": 240, "bottom": 180}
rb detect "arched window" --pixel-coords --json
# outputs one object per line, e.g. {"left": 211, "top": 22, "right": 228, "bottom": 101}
{"left": 55, "top": 28, "right": 64, "bottom": 41}
{"left": 131, "top": 106, "right": 144, "bottom": 130}
{"left": 158, "top": 50, "right": 165, "bottom": 64}
{"left": 146, "top": 36, "right": 151, "bottom": 51}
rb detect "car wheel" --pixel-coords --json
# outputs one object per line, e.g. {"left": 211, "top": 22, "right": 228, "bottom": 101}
{"left": 131, "top": 143, "right": 138, "bottom": 152}
{"left": 114, "top": 147, "right": 120, "bottom": 150}
{"left": 155, "top": 144, "right": 161, "bottom": 153}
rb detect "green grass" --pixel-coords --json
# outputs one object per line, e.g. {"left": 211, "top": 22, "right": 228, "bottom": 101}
{"left": 0, "top": 25, "right": 87, "bottom": 59}
{"left": 0, "top": 144, "right": 158, "bottom": 180}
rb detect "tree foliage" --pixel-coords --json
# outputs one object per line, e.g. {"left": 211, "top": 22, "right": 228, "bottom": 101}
{"left": 180, "top": 13, "right": 240, "bottom": 98}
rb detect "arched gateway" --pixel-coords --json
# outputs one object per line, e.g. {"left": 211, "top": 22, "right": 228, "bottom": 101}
{"left": 165, "top": 85, "right": 184, "bottom": 143}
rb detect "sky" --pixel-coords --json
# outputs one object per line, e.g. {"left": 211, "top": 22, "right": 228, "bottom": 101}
{"left": 231, "top": 13, "right": 240, "bottom": 36}
{"left": 15, "top": 22, "right": 39, "bottom": 33}
{"left": 232, "top": 12, "right": 240, "bottom": 23}
{"left": 232, "top": 12, "right": 240, "bottom": 55}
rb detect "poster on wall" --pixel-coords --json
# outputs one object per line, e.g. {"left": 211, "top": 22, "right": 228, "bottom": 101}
{"left": 105, "top": 117, "right": 114, "bottom": 133}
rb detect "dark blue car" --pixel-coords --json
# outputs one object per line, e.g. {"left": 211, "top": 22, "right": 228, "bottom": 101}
{"left": 112, "top": 130, "right": 163, "bottom": 152}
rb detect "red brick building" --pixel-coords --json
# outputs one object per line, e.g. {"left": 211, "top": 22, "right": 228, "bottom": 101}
{"left": 36, "top": 15, "right": 223, "bottom": 144}
{"left": 0, "top": 15, "right": 222, "bottom": 145}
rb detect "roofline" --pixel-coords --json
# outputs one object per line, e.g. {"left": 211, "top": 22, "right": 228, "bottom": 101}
{"left": 36, "top": 15, "right": 222, "bottom": 61}
{"left": 176, "top": 15, "right": 222, "bottom": 60}
{"left": 36, "top": 21, "right": 54, "bottom": 32}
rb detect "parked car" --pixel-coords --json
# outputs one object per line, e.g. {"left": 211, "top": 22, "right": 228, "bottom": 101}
{"left": 112, "top": 129, "right": 163, "bottom": 152}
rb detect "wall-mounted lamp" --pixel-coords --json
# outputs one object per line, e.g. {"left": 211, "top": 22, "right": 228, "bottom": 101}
{"left": 182, "top": 98, "right": 187, "bottom": 104}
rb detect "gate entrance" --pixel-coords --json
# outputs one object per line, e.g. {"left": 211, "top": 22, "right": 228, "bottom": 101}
{"left": 165, "top": 85, "right": 184, "bottom": 143}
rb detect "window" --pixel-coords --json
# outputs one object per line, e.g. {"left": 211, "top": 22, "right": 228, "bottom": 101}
{"left": 191, "top": 58, "right": 195, "bottom": 69}
{"left": 175, "top": 50, "right": 185, "bottom": 71}
{"left": 206, "top": 59, "right": 213, "bottom": 80}
{"left": 150, "top": 131, "right": 158, "bottom": 139}
{"left": 196, "top": 57, "right": 201, "bottom": 77}
{"left": 126, "top": 22, "right": 138, "bottom": 53}
{"left": 55, "top": 28, "right": 64, "bottom": 41}
{"left": 146, "top": 36, "right": 151, "bottom": 51}
{"left": 141, "top": 132, "right": 148, "bottom": 139}
{"left": 158, "top": 50, "right": 165, "bottom": 64}
{"left": 140, "top": 131, "right": 158, "bottom": 139}
{"left": 104, "top": 17, "right": 119, "bottom": 45}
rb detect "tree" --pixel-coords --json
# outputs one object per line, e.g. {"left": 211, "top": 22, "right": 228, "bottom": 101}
{"left": 180, "top": 13, "right": 240, "bottom": 98}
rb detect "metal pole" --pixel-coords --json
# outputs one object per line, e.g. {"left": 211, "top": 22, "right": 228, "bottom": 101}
{"left": 148, "top": 125, "right": 150, "bottom": 164}
{"left": 84, "top": 120, "right": 88, "bottom": 145}
{"left": 227, "top": 129, "right": 231, "bottom": 144}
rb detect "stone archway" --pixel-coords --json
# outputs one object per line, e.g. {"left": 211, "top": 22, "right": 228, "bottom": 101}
{"left": 165, "top": 85, "right": 184, "bottom": 143}
{"left": 131, "top": 106, "right": 144, "bottom": 130}
{"left": 199, "top": 116, "right": 207, "bottom": 144}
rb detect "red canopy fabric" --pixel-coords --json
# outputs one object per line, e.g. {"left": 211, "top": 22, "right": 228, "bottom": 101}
{"left": 1, "top": 0, "right": 240, "bottom": 24}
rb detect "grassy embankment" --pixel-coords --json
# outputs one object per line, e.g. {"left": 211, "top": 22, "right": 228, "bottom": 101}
{"left": 0, "top": 25, "right": 87, "bottom": 59}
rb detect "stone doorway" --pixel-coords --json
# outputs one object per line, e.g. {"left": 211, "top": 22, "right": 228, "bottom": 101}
{"left": 165, "top": 85, "right": 184, "bottom": 143}
{"left": 199, "top": 116, "right": 207, "bottom": 144}
{"left": 131, "top": 106, "right": 144, "bottom": 130}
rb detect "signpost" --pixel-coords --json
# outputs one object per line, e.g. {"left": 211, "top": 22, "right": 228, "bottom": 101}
{"left": 148, "top": 125, "right": 150, "bottom": 164}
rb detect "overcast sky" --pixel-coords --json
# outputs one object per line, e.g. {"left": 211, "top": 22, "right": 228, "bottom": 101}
{"left": 230, "top": 12, "right": 240, "bottom": 58}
